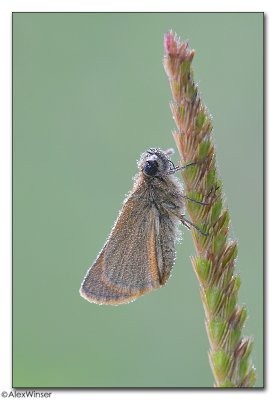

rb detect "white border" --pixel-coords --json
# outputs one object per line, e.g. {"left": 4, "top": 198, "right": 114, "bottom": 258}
{"left": 1, "top": 1, "right": 274, "bottom": 399}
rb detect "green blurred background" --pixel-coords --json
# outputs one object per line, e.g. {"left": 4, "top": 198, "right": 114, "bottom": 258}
{"left": 13, "top": 13, "right": 263, "bottom": 387}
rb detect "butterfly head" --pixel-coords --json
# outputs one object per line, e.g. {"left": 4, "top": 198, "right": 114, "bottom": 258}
{"left": 138, "top": 148, "right": 173, "bottom": 177}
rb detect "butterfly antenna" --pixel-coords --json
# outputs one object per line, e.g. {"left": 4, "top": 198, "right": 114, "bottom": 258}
{"left": 167, "top": 161, "right": 196, "bottom": 174}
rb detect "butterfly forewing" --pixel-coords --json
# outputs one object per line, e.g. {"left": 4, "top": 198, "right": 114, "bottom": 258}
{"left": 80, "top": 188, "right": 176, "bottom": 305}
{"left": 103, "top": 197, "right": 160, "bottom": 293}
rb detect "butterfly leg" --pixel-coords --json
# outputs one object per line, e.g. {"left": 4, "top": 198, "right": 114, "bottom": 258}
{"left": 179, "top": 193, "right": 209, "bottom": 206}
{"left": 162, "top": 203, "right": 208, "bottom": 237}
{"left": 179, "top": 214, "right": 208, "bottom": 237}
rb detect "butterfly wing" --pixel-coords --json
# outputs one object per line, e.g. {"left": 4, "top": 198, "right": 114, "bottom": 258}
{"left": 79, "top": 242, "right": 141, "bottom": 305}
{"left": 80, "top": 179, "right": 182, "bottom": 305}
{"left": 155, "top": 211, "right": 178, "bottom": 286}
{"left": 80, "top": 187, "right": 178, "bottom": 305}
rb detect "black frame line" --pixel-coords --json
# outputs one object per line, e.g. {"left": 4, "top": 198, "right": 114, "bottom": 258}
{"left": 11, "top": 11, "right": 265, "bottom": 390}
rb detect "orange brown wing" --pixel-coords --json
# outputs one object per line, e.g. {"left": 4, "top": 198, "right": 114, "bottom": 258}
{"left": 80, "top": 193, "right": 165, "bottom": 305}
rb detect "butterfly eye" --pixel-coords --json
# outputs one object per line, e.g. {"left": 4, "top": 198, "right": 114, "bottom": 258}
{"left": 144, "top": 160, "right": 158, "bottom": 176}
